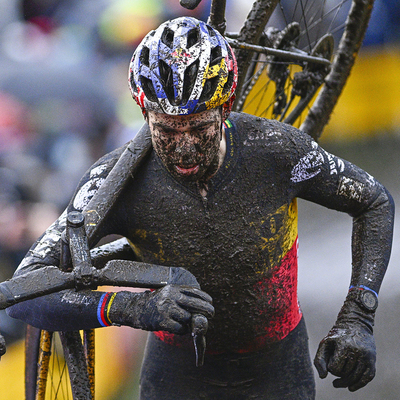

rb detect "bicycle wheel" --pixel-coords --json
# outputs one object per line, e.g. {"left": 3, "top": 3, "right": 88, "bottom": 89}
{"left": 25, "top": 328, "right": 94, "bottom": 400}
{"left": 227, "top": 0, "right": 374, "bottom": 141}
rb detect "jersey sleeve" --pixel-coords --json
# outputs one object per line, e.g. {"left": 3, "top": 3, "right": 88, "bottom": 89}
{"left": 7, "top": 145, "right": 127, "bottom": 331}
{"left": 284, "top": 129, "right": 394, "bottom": 294}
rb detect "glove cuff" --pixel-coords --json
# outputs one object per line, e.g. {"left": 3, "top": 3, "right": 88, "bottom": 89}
{"left": 336, "top": 288, "right": 377, "bottom": 333}
{"left": 108, "top": 290, "right": 148, "bottom": 328}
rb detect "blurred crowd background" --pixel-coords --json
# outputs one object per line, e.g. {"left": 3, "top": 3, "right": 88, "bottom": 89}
{"left": 0, "top": 0, "right": 399, "bottom": 399}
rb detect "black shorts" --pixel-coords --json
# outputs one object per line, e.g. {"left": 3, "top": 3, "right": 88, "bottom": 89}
{"left": 139, "top": 317, "right": 315, "bottom": 400}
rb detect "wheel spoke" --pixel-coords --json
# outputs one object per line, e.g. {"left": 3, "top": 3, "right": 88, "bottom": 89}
{"left": 234, "top": 0, "right": 372, "bottom": 138}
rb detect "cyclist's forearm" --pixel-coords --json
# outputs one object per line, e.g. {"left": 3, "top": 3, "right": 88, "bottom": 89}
{"left": 350, "top": 187, "right": 394, "bottom": 294}
{"left": 7, "top": 289, "right": 112, "bottom": 331}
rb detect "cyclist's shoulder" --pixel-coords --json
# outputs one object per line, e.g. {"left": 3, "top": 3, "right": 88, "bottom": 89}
{"left": 229, "top": 112, "right": 314, "bottom": 150}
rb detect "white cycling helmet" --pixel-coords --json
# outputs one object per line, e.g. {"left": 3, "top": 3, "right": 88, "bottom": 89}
{"left": 129, "top": 16, "right": 237, "bottom": 118}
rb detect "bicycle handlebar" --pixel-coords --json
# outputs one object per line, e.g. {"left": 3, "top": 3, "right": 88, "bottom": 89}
{"left": 0, "top": 260, "right": 201, "bottom": 310}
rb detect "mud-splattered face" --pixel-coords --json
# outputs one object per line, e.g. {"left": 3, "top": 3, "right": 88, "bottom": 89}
{"left": 148, "top": 109, "right": 223, "bottom": 182}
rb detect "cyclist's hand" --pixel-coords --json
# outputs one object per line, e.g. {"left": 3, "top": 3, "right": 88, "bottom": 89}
{"left": 314, "top": 297, "right": 376, "bottom": 392}
{"left": 110, "top": 285, "right": 214, "bottom": 334}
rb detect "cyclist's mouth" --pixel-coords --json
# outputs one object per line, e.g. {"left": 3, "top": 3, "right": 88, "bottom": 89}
{"left": 175, "top": 164, "right": 200, "bottom": 175}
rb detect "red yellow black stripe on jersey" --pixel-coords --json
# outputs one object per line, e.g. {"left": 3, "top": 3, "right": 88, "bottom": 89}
{"left": 154, "top": 199, "right": 301, "bottom": 351}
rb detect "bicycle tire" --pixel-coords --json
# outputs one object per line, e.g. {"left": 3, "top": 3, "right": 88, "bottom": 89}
{"left": 25, "top": 325, "right": 41, "bottom": 400}
{"left": 25, "top": 329, "right": 94, "bottom": 400}
{"left": 228, "top": 0, "right": 374, "bottom": 141}
{"left": 59, "top": 331, "right": 93, "bottom": 400}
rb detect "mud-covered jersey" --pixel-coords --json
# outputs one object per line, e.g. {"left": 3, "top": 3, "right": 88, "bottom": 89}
{"left": 9, "top": 112, "right": 393, "bottom": 353}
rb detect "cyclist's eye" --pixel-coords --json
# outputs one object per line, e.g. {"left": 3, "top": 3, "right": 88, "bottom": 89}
{"left": 158, "top": 128, "right": 175, "bottom": 135}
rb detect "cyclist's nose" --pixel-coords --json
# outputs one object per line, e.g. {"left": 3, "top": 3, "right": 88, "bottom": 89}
{"left": 175, "top": 142, "right": 197, "bottom": 156}
{"left": 176, "top": 133, "right": 196, "bottom": 150}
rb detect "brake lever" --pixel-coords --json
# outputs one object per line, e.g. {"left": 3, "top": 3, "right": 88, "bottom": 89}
{"left": 191, "top": 314, "right": 207, "bottom": 367}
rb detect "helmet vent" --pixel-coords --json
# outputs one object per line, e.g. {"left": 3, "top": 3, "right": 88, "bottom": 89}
{"left": 183, "top": 60, "right": 199, "bottom": 104}
{"left": 129, "top": 73, "right": 136, "bottom": 93}
{"left": 140, "top": 46, "right": 150, "bottom": 67}
{"left": 210, "top": 46, "right": 222, "bottom": 66}
{"left": 159, "top": 60, "right": 174, "bottom": 103}
{"left": 223, "top": 70, "right": 234, "bottom": 96}
{"left": 161, "top": 28, "right": 175, "bottom": 48}
{"left": 199, "top": 76, "right": 219, "bottom": 103}
{"left": 187, "top": 28, "right": 200, "bottom": 48}
{"left": 140, "top": 76, "right": 158, "bottom": 102}
{"left": 206, "top": 26, "right": 216, "bottom": 37}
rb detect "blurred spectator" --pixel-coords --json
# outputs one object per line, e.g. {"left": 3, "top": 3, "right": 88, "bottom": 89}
{"left": 0, "top": 92, "right": 32, "bottom": 155}
{"left": 0, "top": 67, "right": 117, "bottom": 208}
{"left": 97, "top": 0, "right": 164, "bottom": 55}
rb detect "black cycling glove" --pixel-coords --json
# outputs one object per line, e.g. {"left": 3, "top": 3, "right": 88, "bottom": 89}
{"left": 314, "top": 287, "right": 377, "bottom": 392}
{"left": 109, "top": 284, "right": 214, "bottom": 334}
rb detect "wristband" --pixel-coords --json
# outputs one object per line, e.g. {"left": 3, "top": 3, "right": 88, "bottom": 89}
{"left": 97, "top": 292, "right": 117, "bottom": 327}
{"left": 349, "top": 285, "right": 378, "bottom": 297}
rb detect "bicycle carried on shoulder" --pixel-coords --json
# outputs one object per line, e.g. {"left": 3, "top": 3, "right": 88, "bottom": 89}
{"left": 0, "top": 0, "right": 375, "bottom": 398}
